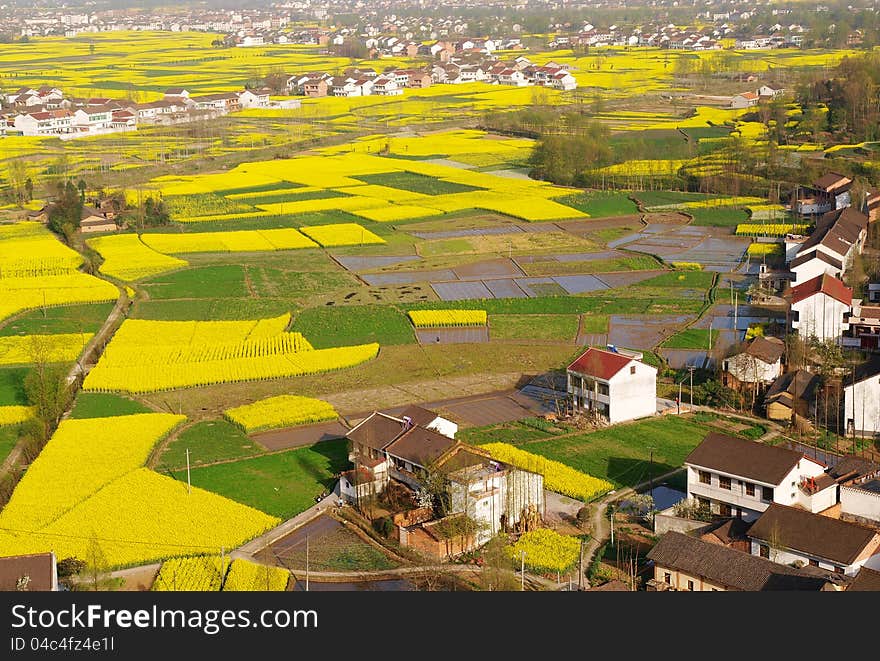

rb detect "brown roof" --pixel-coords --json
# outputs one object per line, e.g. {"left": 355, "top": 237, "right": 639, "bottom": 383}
{"left": 385, "top": 426, "right": 457, "bottom": 467}
{"left": 398, "top": 405, "right": 438, "bottom": 427}
{"left": 436, "top": 444, "right": 492, "bottom": 474}
{"left": 790, "top": 273, "right": 852, "bottom": 306}
{"left": 798, "top": 207, "right": 867, "bottom": 258}
{"left": 813, "top": 172, "right": 852, "bottom": 193}
{"left": 701, "top": 518, "right": 752, "bottom": 545}
{"left": 765, "top": 369, "right": 818, "bottom": 408}
{"left": 847, "top": 567, "right": 880, "bottom": 591}
{"left": 567, "top": 347, "right": 634, "bottom": 380}
{"left": 743, "top": 336, "right": 784, "bottom": 364}
{"left": 826, "top": 456, "right": 879, "bottom": 483}
{"left": 346, "top": 412, "right": 406, "bottom": 452}
{"left": 647, "top": 532, "right": 828, "bottom": 591}
{"left": 789, "top": 250, "right": 842, "bottom": 271}
{"left": 685, "top": 432, "right": 807, "bottom": 484}
{"left": 0, "top": 552, "right": 56, "bottom": 591}
{"left": 749, "top": 503, "right": 879, "bottom": 565}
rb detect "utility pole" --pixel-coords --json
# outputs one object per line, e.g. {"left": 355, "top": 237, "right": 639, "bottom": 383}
{"left": 688, "top": 365, "right": 696, "bottom": 410}
{"left": 186, "top": 448, "right": 191, "bottom": 495}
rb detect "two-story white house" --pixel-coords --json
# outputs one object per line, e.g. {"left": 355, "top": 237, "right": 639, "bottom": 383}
{"left": 721, "top": 336, "right": 784, "bottom": 390}
{"left": 748, "top": 503, "right": 880, "bottom": 577}
{"left": 843, "top": 358, "right": 880, "bottom": 436}
{"left": 790, "top": 207, "right": 867, "bottom": 283}
{"left": 790, "top": 273, "right": 852, "bottom": 343}
{"left": 237, "top": 88, "right": 271, "bottom": 108}
{"left": 566, "top": 347, "right": 657, "bottom": 424}
{"left": 685, "top": 432, "right": 832, "bottom": 521}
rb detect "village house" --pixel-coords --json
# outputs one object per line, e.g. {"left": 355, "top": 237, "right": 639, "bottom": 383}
{"left": 0, "top": 552, "right": 59, "bottom": 591}
{"left": 764, "top": 369, "right": 818, "bottom": 422}
{"left": 789, "top": 273, "right": 852, "bottom": 343}
{"left": 566, "top": 346, "right": 657, "bottom": 424}
{"left": 684, "top": 432, "right": 831, "bottom": 521}
{"left": 646, "top": 531, "right": 831, "bottom": 591}
{"left": 795, "top": 172, "right": 853, "bottom": 215}
{"left": 866, "top": 188, "right": 880, "bottom": 223}
{"left": 237, "top": 87, "right": 271, "bottom": 108}
{"left": 844, "top": 299, "right": 880, "bottom": 350}
{"left": 343, "top": 408, "right": 543, "bottom": 553}
{"left": 790, "top": 207, "right": 868, "bottom": 283}
{"left": 79, "top": 205, "right": 117, "bottom": 233}
{"left": 841, "top": 476, "right": 880, "bottom": 527}
{"left": 748, "top": 503, "right": 880, "bottom": 576}
{"left": 721, "top": 335, "right": 785, "bottom": 391}
{"left": 730, "top": 91, "right": 759, "bottom": 109}
{"left": 842, "top": 358, "right": 880, "bottom": 436}
{"left": 371, "top": 77, "right": 402, "bottom": 96}
{"left": 302, "top": 78, "right": 329, "bottom": 98}
{"left": 12, "top": 109, "right": 73, "bottom": 136}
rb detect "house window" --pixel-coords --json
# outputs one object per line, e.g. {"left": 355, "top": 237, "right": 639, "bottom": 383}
{"left": 759, "top": 545, "right": 770, "bottom": 558}
{"left": 719, "top": 503, "right": 732, "bottom": 517}
{"left": 763, "top": 486, "right": 774, "bottom": 501}
{"left": 630, "top": 365, "right": 636, "bottom": 375}
{"left": 687, "top": 580, "right": 695, "bottom": 591}
{"left": 719, "top": 476, "right": 731, "bottom": 490}
{"left": 745, "top": 483, "right": 755, "bottom": 497}
{"left": 664, "top": 572, "right": 671, "bottom": 585}
{"left": 834, "top": 566, "right": 844, "bottom": 574}
{"left": 699, "top": 471, "right": 711, "bottom": 485}
{"left": 809, "top": 559, "right": 819, "bottom": 567}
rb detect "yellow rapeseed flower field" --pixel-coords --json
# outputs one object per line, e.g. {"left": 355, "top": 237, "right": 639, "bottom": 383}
{"left": 0, "top": 413, "right": 280, "bottom": 567}
{"left": 299, "top": 223, "right": 385, "bottom": 247}
{"left": 153, "top": 556, "right": 228, "bottom": 592}
{"left": 225, "top": 395, "right": 338, "bottom": 434}
{"left": 0, "top": 405, "right": 35, "bottom": 426}
{"left": 0, "top": 414, "right": 185, "bottom": 531}
{"left": 408, "top": 310, "right": 488, "bottom": 328}
{"left": 0, "top": 333, "right": 92, "bottom": 365}
{"left": 0, "top": 222, "right": 83, "bottom": 277}
{"left": 87, "top": 234, "right": 188, "bottom": 281}
{"left": 223, "top": 559, "right": 289, "bottom": 591}
{"left": 481, "top": 442, "right": 613, "bottom": 502}
{"left": 140, "top": 228, "right": 318, "bottom": 254}
{"left": 83, "top": 316, "right": 379, "bottom": 393}
{"left": 506, "top": 528, "right": 581, "bottom": 574}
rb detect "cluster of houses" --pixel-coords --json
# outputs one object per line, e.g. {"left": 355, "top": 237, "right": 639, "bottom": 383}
{"left": 0, "top": 85, "right": 299, "bottom": 138}
{"left": 718, "top": 171, "right": 880, "bottom": 436}
{"left": 648, "top": 431, "right": 880, "bottom": 591}
{"left": 286, "top": 54, "right": 577, "bottom": 99}
{"left": 548, "top": 19, "right": 809, "bottom": 52}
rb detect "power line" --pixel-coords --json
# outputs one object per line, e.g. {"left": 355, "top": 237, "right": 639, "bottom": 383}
{"left": 0, "top": 525, "right": 224, "bottom": 552}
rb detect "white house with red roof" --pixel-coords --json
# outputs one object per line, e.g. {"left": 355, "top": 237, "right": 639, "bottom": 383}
{"left": 566, "top": 347, "right": 657, "bottom": 424}
{"left": 790, "top": 273, "right": 852, "bottom": 343}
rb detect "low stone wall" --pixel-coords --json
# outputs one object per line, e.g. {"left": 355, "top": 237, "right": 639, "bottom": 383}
{"left": 653, "top": 507, "right": 714, "bottom": 536}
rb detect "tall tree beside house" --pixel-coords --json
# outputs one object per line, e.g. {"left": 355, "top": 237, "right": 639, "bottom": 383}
{"left": 77, "top": 179, "right": 86, "bottom": 203}
{"left": 47, "top": 180, "right": 82, "bottom": 237}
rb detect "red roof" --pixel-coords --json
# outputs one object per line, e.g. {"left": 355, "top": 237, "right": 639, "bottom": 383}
{"left": 567, "top": 347, "right": 634, "bottom": 380}
{"left": 791, "top": 273, "right": 852, "bottom": 306}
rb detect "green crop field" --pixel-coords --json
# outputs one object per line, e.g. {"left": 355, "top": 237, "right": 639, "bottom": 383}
{"left": 474, "top": 415, "right": 712, "bottom": 488}
{"left": 292, "top": 305, "right": 415, "bottom": 347}
{"left": 69, "top": 393, "right": 153, "bottom": 419}
{"left": 0, "top": 303, "right": 116, "bottom": 336}
{"left": 661, "top": 328, "right": 720, "bottom": 350}
{"left": 157, "top": 419, "right": 264, "bottom": 471}
{"left": 172, "top": 439, "right": 349, "bottom": 518}
{"left": 490, "top": 314, "right": 579, "bottom": 341}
